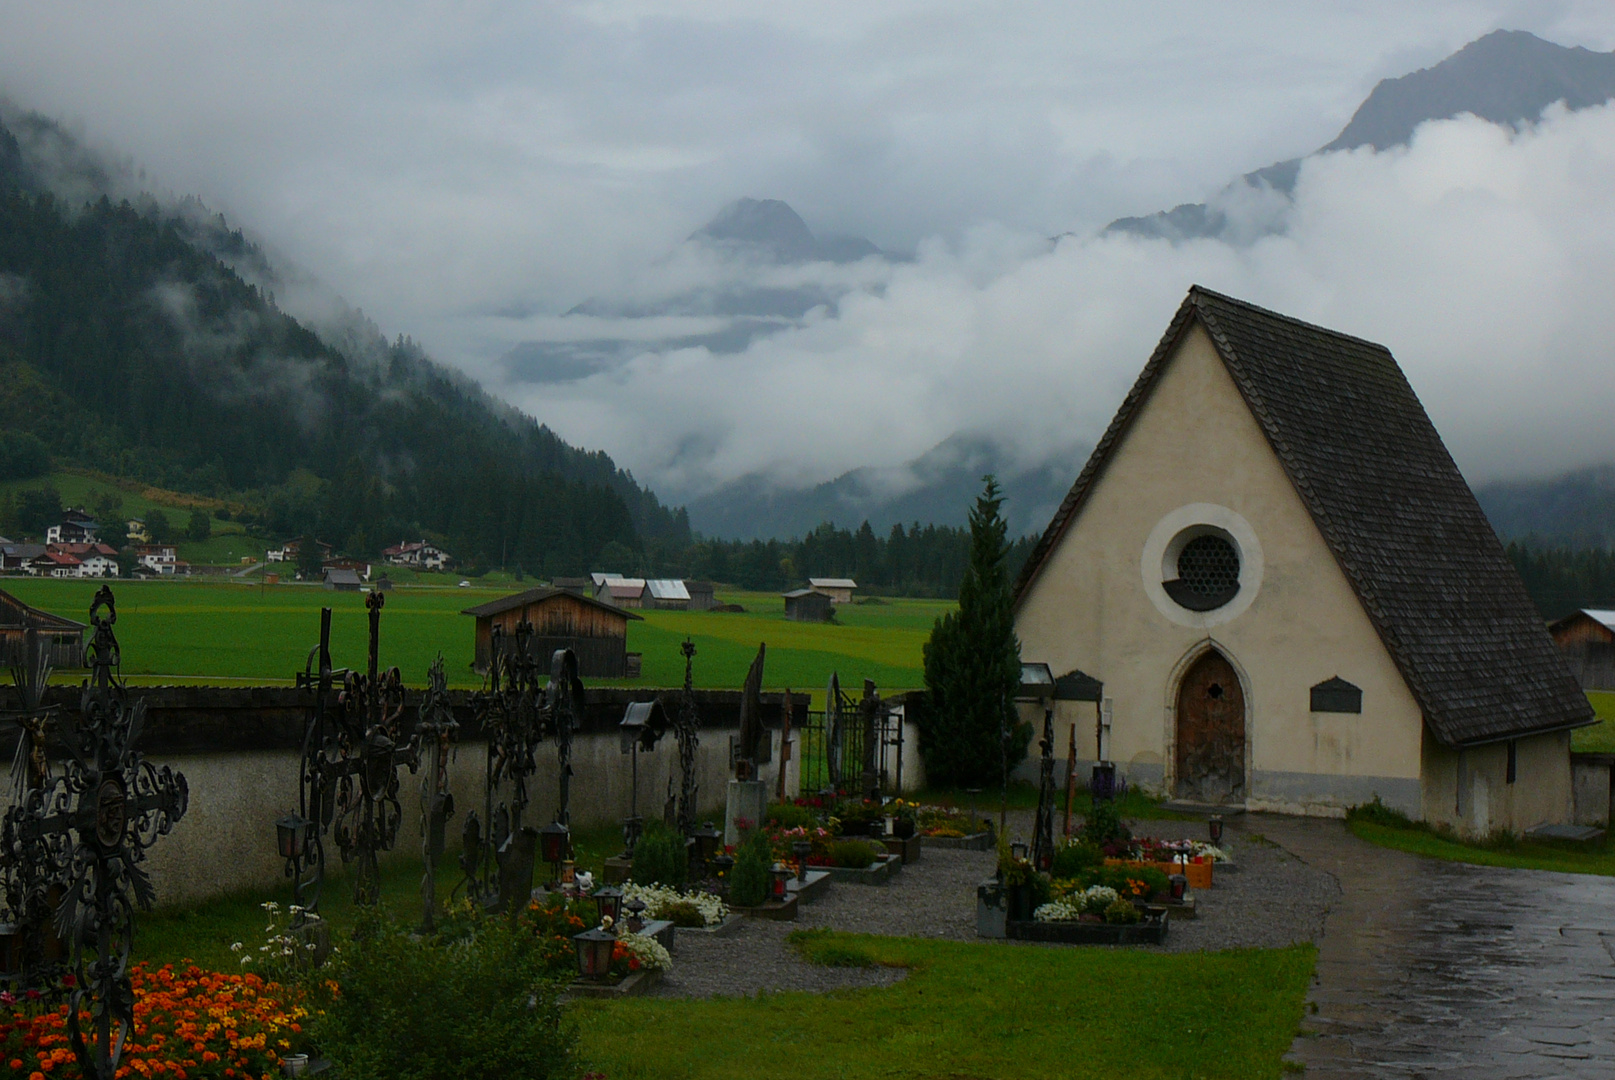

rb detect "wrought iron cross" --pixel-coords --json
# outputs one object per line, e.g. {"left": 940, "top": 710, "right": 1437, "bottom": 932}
{"left": 416, "top": 655, "right": 457, "bottom": 932}
{"left": 0, "top": 626, "right": 63, "bottom": 986}
{"left": 15, "top": 587, "right": 187, "bottom": 1080}
{"left": 667, "top": 638, "right": 700, "bottom": 837}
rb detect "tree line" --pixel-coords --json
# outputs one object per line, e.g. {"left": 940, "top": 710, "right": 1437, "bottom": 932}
{"left": 1506, "top": 541, "right": 1615, "bottom": 622}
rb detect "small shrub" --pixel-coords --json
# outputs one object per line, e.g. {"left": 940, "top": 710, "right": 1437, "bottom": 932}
{"left": 828, "top": 839, "right": 879, "bottom": 869}
{"left": 630, "top": 823, "right": 688, "bottom": 887}
{"left": 1346, "top": 796, "right": 1422, "bottom": 831}
{"left": 311, "top": 911, "right": 574, "bottom": 1080}
{"left": 1081, "top": 799, "right": 1130, "bottom": 846}
{"left": 765, "top": 801, "right": 816, "bottom": 830}
{"left": 661, "top": 899, "right": 706, "bottom": 928}
{"left": 1104, "top": 898, "right": 1141, "bottom": 925}
{"left": 729, "top": 831, "right": 772, "bottom": 907}
{"left": 1050, "top": 840, "right": 1103, "bottom": 879}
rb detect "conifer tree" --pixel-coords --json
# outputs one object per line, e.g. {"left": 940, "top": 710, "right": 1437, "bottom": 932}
{"left": 919, "top": 476, "right": 1028, "bottom": 787}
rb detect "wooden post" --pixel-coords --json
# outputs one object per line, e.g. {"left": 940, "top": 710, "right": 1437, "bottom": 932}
{"left": 1063, "top": 722, "right": 1078, "bottom": 839}
{"left": 776, "top": 690, "right": 793, "bottom": 801}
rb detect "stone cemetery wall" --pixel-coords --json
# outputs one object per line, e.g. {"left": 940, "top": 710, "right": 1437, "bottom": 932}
{"left": 8, "top": 684, "right": 806, "bottom": 908}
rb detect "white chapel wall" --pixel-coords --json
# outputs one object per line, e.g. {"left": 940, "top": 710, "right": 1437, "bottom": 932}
{"left": 1015, "top": 322, "right": 1426, "bottom": 817}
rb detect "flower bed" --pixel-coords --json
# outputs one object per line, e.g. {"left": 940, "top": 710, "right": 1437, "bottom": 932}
{"left": 620, "top": 883, "right": 728, "bottom": 928}
{"left": 0, "top": 963, "right": 306, "bottom": 1080}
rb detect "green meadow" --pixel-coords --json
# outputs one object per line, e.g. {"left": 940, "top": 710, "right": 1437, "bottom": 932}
{"left": 1, "top": 578, "right": 945, "bottom": 695}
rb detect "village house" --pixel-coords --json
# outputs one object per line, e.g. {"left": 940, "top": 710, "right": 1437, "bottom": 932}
{"left": 28, "top": 550, "right": 82, "bottom": 578}
{"left": 382, "top": 540, "right": 450, "bottom": 570}
{"left": 462, "top": 586, "right": 643, "bottom": 677}
{"left": 48, "top": 542, "right": 119, "bottom": 578}
{"left": 133, "top": 544, "right": 178, "bottom": 574}
{"left": 808, "top": 577, "right": 858, "bottom": 603}
{"left": 126, "top": 518, "right": 151, "bottom": 543}
{"left": 0, "top": 543, "right": 46, "bottom": 574}
{"left": 45, "top": 509, "right": 99, "bottom": 545}
{"left": 1013, "top": 287, "right": 1591, "bottom": 837}
{"left": 1549, "top": 609, "right": 1615, "bottom": 691}
{"left": 267, "top": 539, "right": 333, "bottom": 564}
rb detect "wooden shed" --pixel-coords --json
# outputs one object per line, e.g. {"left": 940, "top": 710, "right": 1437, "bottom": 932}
{"left": 0, "top": 588, "right": 86, "bottom": 670}
{"left": 685, "top": 581, "right": 717, "bottom": 611}
{"left": 1548, "top": 609, "right": 1615, "bottom": 690}
{"left": 463, "top": 587, "right": 643, "bottom": 677}
{"left": 783, "top": 588, "right": 833, "bottom": 623}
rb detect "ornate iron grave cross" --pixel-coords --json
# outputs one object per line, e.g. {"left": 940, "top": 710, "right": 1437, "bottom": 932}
{"left": 0, "top": 626, "right": 65, "bottom": 985}
{"left": 288, "top": 591, "right": 418, "bottom": 911}
{"left": 416, "top": 655, "right": 458, "bottom": 932}
{"left": 11, "top": 587, "right": 187, "bottom": 1080}
{"left": 664, "top": 639, "right": 700, "bottom": 837}
{"left": 457, "top": 621, "right": 543, "bottom": 912}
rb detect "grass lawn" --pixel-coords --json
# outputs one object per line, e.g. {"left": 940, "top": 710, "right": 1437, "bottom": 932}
{"left": 574, "top": 931, "right": 1316, "bottom": 1080}
{"left": 1571, "top": 690, "right": 1615, "bottom": 753}
{"left": 1, "top": 579, "right": 946, "bottom": 693}
{"left": 1346, "top": 819, "right": 1615, "bottom": 877}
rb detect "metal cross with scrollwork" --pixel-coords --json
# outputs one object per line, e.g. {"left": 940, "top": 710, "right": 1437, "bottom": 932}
{"left": 290, "top": 590, "right": 418, "bottom": 911}
{"left": 9, "top": 586, "right": 187, "bottom": 1080}
{"left": 457, "top": 621, "right": 544, "bottom": 910}
{"left": 0, "top": 626, "right": 64, "bottom": 987}
{"left": 667, "top": 639, "right": 700, "bottom": 837}
{"left": 416, "top": 654, "right": 457, "bottom": 932}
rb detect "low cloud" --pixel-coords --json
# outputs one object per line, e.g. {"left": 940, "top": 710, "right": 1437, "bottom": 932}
{"left": 495, "top": 103, "right": 1615, "bottom": 498}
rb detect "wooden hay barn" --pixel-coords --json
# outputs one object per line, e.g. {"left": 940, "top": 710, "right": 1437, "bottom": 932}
{"left": 0, "top": 588, "right": 86, "bottom": 669}
{"left": 463, "top": 587, "right": 644, "bottom": 677}
{"left": 783, "top": 588, "right": 833, "bottom": 623}
{"left": 1549, "top": 609, "right": 1615, "bottom": 690}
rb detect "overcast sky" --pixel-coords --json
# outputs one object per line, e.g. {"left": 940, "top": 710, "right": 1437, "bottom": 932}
{"left": 4, "top": 2, "right": 1615, "bottom": 496}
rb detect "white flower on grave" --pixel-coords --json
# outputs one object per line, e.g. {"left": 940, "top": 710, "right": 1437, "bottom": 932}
{"left": 1034, "top": 900, "right": 1083, "bottom": 922}
{"left": 616, "top": 932, "right": 672, "bottom": 972}
{"left": 620, "top": 883, "right": 728, "bottom": 927}
{"left": 230, "top": 942, "right": 243, "bottom": 952}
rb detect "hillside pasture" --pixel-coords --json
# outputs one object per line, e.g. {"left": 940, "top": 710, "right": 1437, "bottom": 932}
{"left": 0, "top": 579, "right": 942, "bottom": 694}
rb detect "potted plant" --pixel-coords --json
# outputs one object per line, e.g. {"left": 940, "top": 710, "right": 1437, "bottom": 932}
{"left": 889, "top": 799, "right": 916, "bottom": 839}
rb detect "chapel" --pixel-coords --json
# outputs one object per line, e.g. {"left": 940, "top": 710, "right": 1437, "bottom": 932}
{"left": 1013, "top": 287, "right": 1593, "bottom": 834}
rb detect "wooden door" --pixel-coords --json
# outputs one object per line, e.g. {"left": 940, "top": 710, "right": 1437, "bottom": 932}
{"left": 1175, "top": 649, "right": 1246, "bottom": 804}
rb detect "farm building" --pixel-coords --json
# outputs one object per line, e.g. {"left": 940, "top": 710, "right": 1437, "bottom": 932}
{"left": 463, "top": 587, "right": 644, "bottom": 677}
{"left": 645, "top": 579, "right": 690, "bottom": 610}
{"left": 597, "top": 578, "right": 647, "bottom": 609}
{"left": 808, "top": 577, "right": 857, "bottom": 603}
{"left": 0, "top": 588, "right": 85, "bottom": 669}
{"left": 1549, "top": 610, "right": 1615, "bottom": 691}
{"left": 685, "top": 580, "right": 717, "bottom": 610}
{"left": 323, "top": 568, "right": 363, "bottom": 591}
{"left": 552, "top": 577, "right": 592, "bottom": 594}
{"left": 783, "top": 588, "right": 834, "bottom": 623}
{"left": 1014, "top": 287, "right": 1592, "bottom": 837}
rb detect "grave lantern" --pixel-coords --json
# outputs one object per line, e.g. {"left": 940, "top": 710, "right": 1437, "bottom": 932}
{"left": 694, "top": 823, "right": 722, "bottom": 863}
{"left": 540, "top": 821, "right": 570, "bottom": 865}
{"left": 1169, "top": 873, "right": 1188, "bottom": 902}
{"left": 573, "top": 926, "right": 616, "bottom": 980}
{"left": 1010, "top": 841, "right": 1029, "bottom": 863}
{"left": 792, "top": 839, "right": 813, "bottom": 881}
{"left": 1208, "top": 815, "right": 1224, "bottom": 846}
{"left": 276, "top": 813, "right": 309, "bottom": 861}
{"left": 592, "top": 885, "right": 624, "bottom": 926}
{"left": 769, "top": 862, "right": 791, "bottom": 901}
{"left": 712, "top": 853, "right": 735, "bottom": 879}
{"left": 625, "top": 896, "right": 647, "bottom": 934}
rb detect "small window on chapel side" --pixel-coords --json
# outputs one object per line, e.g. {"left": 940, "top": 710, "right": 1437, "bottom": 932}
{"left": 1310, "top": 677, "right": 1362, "bottom": 714}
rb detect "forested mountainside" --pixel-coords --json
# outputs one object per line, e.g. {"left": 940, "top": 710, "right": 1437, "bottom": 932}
{"left": 0, "top": 110, "right": 688, "bottom": 576}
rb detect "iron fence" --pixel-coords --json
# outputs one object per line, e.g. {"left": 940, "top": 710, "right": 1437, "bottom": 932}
{"left": 794, "top": 695, "right": 905, "bottom": 799}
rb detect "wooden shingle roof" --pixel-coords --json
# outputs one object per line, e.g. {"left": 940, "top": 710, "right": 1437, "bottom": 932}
{"left": 1015, "top": 285, "right": 1593, "bottom": 748}
{"left": 460, "top": 586, "right": 643, "bottom": 621}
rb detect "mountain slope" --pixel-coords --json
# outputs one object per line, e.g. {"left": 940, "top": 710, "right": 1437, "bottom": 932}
{"left": 1108, "top": 30, "right": 1615, "bottom": 242}
{"left": 1475, "top": 465, "right": 1615, "bottom": 548}
{"left": 0, "top": 109, "right": 688, "bottom": 571}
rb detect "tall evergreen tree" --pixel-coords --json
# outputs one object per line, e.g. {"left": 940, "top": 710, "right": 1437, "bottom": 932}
{"left": 919, "top": 476, "right": 1028, "bottom": 787}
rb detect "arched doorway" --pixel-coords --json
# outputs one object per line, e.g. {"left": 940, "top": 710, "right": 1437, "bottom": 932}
{"left": 1174, "top": 648, "right": 1246, "bottom": 804}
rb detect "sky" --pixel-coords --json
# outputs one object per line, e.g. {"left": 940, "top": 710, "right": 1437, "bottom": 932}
{"left": 4, "top": 2, "right": 1615, "bottom": 499}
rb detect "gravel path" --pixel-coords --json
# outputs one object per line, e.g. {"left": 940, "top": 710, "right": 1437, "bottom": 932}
{"left": 651, "top": 809, "right": 1338, "bottom": 998}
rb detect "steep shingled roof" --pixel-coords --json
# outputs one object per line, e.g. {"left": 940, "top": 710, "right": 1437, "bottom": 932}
{"left": 1015, "top": 286, "right": 1593, "bottom": 747}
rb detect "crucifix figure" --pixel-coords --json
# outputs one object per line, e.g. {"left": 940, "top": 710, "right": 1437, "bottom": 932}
{"left": 859, "top": 679, "right": 882, "bottom": 801}
{"left": 416, "top": 654, "right": 458, "bottom": 932}
{"left": 12, "top": 586, "right": 188, "bottom": 1080}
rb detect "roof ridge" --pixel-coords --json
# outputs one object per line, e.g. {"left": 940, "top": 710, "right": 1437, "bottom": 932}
{"left": 1188, "top": 285, "right": 1393, "bottom": 355}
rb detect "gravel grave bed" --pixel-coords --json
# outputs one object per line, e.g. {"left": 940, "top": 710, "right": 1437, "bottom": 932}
{"left": 649, "top": 810, "right": 1339, "bottom": 998}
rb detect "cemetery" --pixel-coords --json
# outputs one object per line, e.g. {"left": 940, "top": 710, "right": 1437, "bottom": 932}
{"left": 0, "top": 582, "right": 1328, "bottom": 1079}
